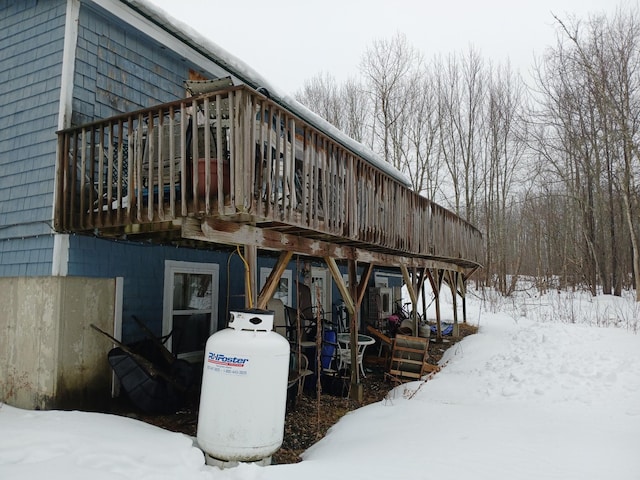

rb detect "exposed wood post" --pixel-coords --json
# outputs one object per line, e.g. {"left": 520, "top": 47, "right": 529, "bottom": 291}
{"left": 421, "top": 272, "right": 427, "bottom": 322}
{"left": 460, "top": 275, "right": 467, "bottom": 324}
{"left": 326, "top": 257, "right": 355, "bottom": 316}
{"left": 326, "top": 258, "right": 359, "bottom": 399}
{"left": 460, "top": 266, "right": 479, "bottom": 325}
{"left": 447, "top": 270, "right": 459, "bottom": 337}
{"left": 416, "top": 267, "right": 427, "bottom": 329}
{"left": 346, "top": 260, "right": 361, "bottom": 400}
{"left": 215, "top": 93, "right": 225, "bottom": 214}
{"left": 191, "top": 98, "right": 199, "bottom": 213}
{"left": 180, "top": 104, "right": 188, "bottom": 216}
{"left": 242, "top": 91, "right": 253, "bottom": 211}
{"left": 230, "top": 90, "right": 241, "bottom": 212}
{"left": 400, "top": 265, "right": 418, "bottom": 335}
{"left": 326, "top": 258, "right": 360, "bottom": 398}
{"left": 256, "top": 250, "right": 293, "bottom": 309}
{"left": 203, "top": 98, "right": 211, "bottom": 215}
{"left": 325, "top": 258, "right": 374, "bottom": 403}
{"left": 355, "top": 263, "right": 374, "bottom": 308}
{"left": 245, "top": 244, "right": 257, "bottom": 309}
{"left": 427, "top": 269, "right": 444, "bottom": 341}
{"left": 412, "top": 267, "right": 420, "bottom": 334}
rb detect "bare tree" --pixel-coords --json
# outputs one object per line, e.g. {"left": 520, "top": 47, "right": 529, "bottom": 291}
{"left": 295, "top": 73, "right": 370, "bottom": 145}
{"left": 481, "top": 62, "right": 529, "bottom": 293}
{"left": 533, "top": 6, "right": 640, "bottom": 298}
{"left": 341, "top": 78, "right": 370, "bottom": 144}
{"left": 437, "top": 48, "right": 487, "bottom": 224}
{"left": 295, "top": 72, "right": 343, "bottom": 128}
{"left": 360, "top": 32, "right": 422, "bottom": 168}
{"left": 294, "top": 6, "right": 640, "bottom": 299}
{"left": 403, "top": 66, "right": 442, "bottom": 199}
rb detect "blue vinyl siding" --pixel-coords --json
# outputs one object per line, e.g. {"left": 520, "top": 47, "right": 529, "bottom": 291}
{"left": 67, "top": 235, "right": 248, "bottom": 343}
{"left": 66, "top": 235, "right": 364, "bottom": 344}
{"left": 66, "top": 236, "right": 370, "bottom": 344}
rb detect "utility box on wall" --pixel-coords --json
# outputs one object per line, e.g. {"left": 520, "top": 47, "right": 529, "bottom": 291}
{"left": 0, "top": 276, "right": 115, "bottom": 410}
{"left": 367, "top": 287, "right": 394, "bottom": 327}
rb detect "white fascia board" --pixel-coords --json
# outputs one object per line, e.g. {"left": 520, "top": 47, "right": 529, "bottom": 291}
{"left": 59, "top": 0, "right": 80, "bottom": 131}
{"left": 52, "top": 234, "right": 70, "bottom": 276}
{"left": 52, "top": 0, "right": 81, "bottom": 276}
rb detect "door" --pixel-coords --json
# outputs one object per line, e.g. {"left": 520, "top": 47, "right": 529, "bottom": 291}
{"left": 163, "top": 260, "right": 219, "bottom": 362}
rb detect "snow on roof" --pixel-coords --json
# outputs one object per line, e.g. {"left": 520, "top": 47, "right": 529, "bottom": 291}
{"left": 122, "top": 0, "right": 412, "bottom": 187}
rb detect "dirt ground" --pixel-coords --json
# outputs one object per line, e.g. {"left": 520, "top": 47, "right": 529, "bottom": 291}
{"left": 107, "top": 323, "right": 477, "bottom": 465}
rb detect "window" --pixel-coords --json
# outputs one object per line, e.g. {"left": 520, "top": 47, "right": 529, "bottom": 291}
{"left": 310, "top": 267, "right": 331, "bottom": 317}
{"left": 259, "top": 267, "right": 292, "bottom": 306}
{"left": 163, "top": 260, "right": 219, "bottom": 362}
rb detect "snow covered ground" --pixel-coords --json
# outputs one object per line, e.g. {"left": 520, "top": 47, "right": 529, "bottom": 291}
{"left": 2, "top": 287, "right": 639, "bottom": 480}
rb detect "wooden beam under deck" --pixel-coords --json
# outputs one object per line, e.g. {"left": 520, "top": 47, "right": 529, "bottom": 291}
{"left": 256, "top": 250, "right": 293, "bottom": 309}
{"left": 182, "top": 217, "right": 480, "bottom": 275}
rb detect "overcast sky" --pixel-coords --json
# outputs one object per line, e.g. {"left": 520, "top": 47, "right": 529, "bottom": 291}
{"left": 148, "top": 0, "right": 624, "bottom": 95}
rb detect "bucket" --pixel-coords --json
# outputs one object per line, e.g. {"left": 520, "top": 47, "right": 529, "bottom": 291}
{"left": 418, "top": 322, "right": 431, "bottom": 338}
{"left": 197, "top": 158, "right": 230, "bottom": 196}
{"left": 399, "top": 318, "right": 414, "bottom": 334}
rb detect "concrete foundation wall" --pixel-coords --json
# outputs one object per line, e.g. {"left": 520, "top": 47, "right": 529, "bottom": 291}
{"left": 0, "top": 276, "right": 115, "bottom": 410}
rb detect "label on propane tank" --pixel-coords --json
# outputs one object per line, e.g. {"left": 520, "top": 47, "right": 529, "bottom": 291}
{"left": 206, "top": 351, "right": 250, "bottom": 375}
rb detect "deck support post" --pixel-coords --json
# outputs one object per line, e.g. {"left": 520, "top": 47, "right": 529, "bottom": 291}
{"left": 461, "top": 265, "right": 479, "bottom": 325}
{"left": 447, "top": 270, "right": 459, "bottom": 337}
{"left": 427, "top": 269, "right": 445, "bottom": 341}
{"left": 244, "top": 244, "right": 257, "bottom": 309}
{"left": 460, "top": 275, "right": 467, "bottom": 324}
{"left": 256, "top": 251, "right": 293, "bottom": 309}
{"left": 326, "top": 258, "right": 373, "bottom": 403}
{"left": 400, "top": 265, "right": 418, "bottom": 335}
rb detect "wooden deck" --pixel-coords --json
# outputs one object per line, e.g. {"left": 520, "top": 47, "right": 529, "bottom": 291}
{"left": 55, "top": 85, "right": 482, "bottom": 269}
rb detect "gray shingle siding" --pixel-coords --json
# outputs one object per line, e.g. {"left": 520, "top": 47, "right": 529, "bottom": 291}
{"left": 62, "top": 3, "right": 232, "bottom": 274}
{"left": 54, "top": 3, "right": 247, "bottom": 338}
{"left": 0, "top": 0, "right": 65, "bottom": 275}
{"left": 0, "top": 1, "right": 207, "bottom": 275}
{"left": 0, "top": 237, "right": 54, "bottom": 277}
{"left": 76, "top": 3, "right": 193, "bottom": 123}
{"left": 0, "top": 0, "right": 254, "bottom": 328}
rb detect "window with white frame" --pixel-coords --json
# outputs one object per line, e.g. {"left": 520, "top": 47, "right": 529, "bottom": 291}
{"left": 163, "top": 260, "right": 219, "bottom": 362}
{"left": 259, "top": 267, "right": 292, "bottom": 306}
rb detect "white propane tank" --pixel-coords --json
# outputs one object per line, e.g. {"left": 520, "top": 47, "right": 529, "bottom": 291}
{"left": 196, "top": 309, "right": 290, "bottom": 466}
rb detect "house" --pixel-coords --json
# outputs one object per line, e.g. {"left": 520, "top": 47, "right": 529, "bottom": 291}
{"left": 0, "top": 0, "right": 483, "bottom": 410}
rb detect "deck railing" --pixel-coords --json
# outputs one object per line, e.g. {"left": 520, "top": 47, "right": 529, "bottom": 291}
{"left": 55, "top": 85, "right": 483, "bottom": 265}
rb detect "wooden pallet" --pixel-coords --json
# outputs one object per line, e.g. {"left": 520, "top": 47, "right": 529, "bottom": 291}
{"left": 388, "top": 334, "right": 437, "bottom": 382}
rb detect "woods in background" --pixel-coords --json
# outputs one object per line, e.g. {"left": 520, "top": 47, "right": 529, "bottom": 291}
{"left": 295, "top": 5, "right": 640, "bottom": 300}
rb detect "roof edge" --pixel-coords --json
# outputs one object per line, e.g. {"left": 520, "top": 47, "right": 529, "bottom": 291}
{"left": 118, "top": 0, "right": 412, "bottom": 187}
